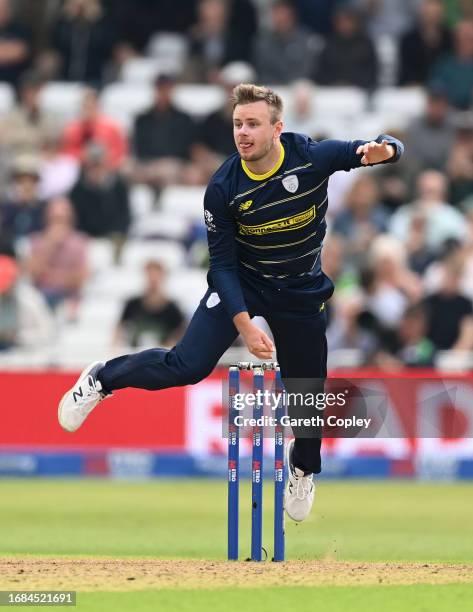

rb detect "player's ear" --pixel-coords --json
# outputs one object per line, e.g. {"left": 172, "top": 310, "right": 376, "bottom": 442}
{"left": 273, "top": 120, "right": 283, "bottom": 138}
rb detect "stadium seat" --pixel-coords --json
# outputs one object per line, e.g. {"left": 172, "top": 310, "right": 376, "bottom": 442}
{"left": 131, "top": 212, "right": 189, "bottom": 240}
{"left": 372, "top": 87, "right": 427, "bottom": 121}
{"left": 274, "top": 86, "right": 368, "bottom": 119}
{"left": 173, "top": 85, "right": 225, "bottom": 118}
{"left": 374, "top": 34, "right": 399, "bottom": 88}
{"left": 121, "top": 240, "right": 186, "bottom": 269}
{"left": 147, "top": 32, "right": 189, "bottom": 72}
{"left": 85, "top": 266, "right": 145, "bottom": 300}
{"left": 160, "top": 186, "right": 206, "bottom": 222}
{"left": 0, "top": 82, "right": 14, "bottom": 116}
{"left": 344, "top": 112, "right": 392, "bottom": 139}
{"left": 129, "top": 184, "right": 156, "bottom": 219}
{"left": 100, "top": 83, "right": 153, "bottom": 131}
{"left": 121, "top": 58, "right": 163, "bottom": 83}
{"left": 88, "top": 239, "right": 116, "bottom": 273}
{"left": 313, "top": 87, "right": 368, "bottom": 117}
{"left": 39, "top": 82, "right": 86, "bottom": 123}
{"left": 77, "top": 297, "right": 122, "bottom": 327}
{"left": 165, "top": 268, "right": 208, "bottom": 316}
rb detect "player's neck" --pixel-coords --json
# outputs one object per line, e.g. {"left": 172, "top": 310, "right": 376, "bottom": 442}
{"left": 243, "top": 141, "right": 283, "bottom": 178}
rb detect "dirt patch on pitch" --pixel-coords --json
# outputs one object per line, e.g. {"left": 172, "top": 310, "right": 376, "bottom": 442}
{"left": 0, "top": 558, "right": 472, "bottom": 591}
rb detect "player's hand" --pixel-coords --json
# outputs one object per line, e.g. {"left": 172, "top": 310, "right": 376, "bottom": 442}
{"left": 241, "top": 324, "right": 274, "bottom": 360}
{"left": 356, "top": 140, "right": 395, "bottom": 165}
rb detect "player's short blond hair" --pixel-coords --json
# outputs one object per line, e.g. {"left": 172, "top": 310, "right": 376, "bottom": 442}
{"left": 231, "top": 84, "right": 283, "bottom": 124}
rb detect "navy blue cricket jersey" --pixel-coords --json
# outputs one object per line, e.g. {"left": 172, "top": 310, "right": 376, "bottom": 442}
{"left": 204, "top": 132, "right": 404, "bottom": 318}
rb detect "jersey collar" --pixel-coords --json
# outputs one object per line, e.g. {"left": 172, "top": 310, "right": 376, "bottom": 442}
{"left": 241, "top": 143, "right": 285, "bottom": 181}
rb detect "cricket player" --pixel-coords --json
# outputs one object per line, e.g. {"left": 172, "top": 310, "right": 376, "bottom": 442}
{"left": 59, "top": 84, "right": 404, "bottom": 522}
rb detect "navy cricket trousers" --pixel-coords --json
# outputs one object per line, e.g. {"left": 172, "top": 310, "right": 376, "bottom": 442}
{"left": 99, "top": 281, "right": 328, "bottom": 474}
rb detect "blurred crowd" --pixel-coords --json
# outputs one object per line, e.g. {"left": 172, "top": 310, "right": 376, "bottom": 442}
{"left": 1, "top": 0, "right": 473, "bottom": 370}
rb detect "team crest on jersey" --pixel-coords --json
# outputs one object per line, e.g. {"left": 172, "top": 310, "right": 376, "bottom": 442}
{"left": 239, "top": 199, "right": 253, "bottom": 212}
{"left": 282, "top": 175, "right": 299, "bottom": 193}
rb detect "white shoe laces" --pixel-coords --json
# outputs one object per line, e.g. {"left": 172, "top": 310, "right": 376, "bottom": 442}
{"left": 294, "top": 472, "right": 313, "bottom": 500}
{"left": 75, "top": 376, "right": 104, "bottom": 415}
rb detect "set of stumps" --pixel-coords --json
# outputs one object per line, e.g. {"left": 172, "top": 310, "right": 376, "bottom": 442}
{"left": 227, "top": 361, "right": 285, "bottom": 562}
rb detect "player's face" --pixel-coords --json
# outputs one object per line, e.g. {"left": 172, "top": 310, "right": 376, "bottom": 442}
{"left": 233, "top": 101, "right": 283, "bottom": 162}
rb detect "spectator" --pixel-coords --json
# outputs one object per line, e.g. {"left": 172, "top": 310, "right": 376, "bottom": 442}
{"left": 373, "top": 303, "right": 436, "bottom": 369}
{"left": 404, "top": 212, "right": 436, "bottom": 274}
{"left": 113, "top": 260, "right": 185, "bottom": 348}
{"left": 0, "top": 211, "right": 15, "bottom": 257}
{"left": 253, "top": 0, "right": 318, "bottom": 85}
{"left": 363, "top": 235, "right": 423, "bottom": 330}
{"left": 293, "top": 0, "right": 340, "bottom": 35}
{"left": 442, "top": 0, "right": 473, "bottom": 28}
{"left": 354, "top": 0, "right": 419, "bottom": 39}
{"left": 447, "top": 114, "right": 473, "bottom": 204}
{"left": 0, "top": 71, "right": 58, "bottom": 161}
{"left": 132, "top": 74, "right": 196, "bottom": 188}
{"left": 192, "top": 62, "right": 256, "bottom": 180}
{"left": 187, "top": 0, "right": 232, "bottom": 82}
{"left": 69, "top": 143, "right": 130, "bottom": 248}
{"left": 423, "top": 253, "right": 473, "bottom": 350}
{"left": 225, "top": 0, "right": 258, "bottom": 64}
{"left": 0, "top": 155, "right": 45, "bottom": 240}
{"left": 313, "top": 5, "right": 378, "bottom": 89}
{"left": 186, "top": 0, "right": 257, "bottom": 82}
{"left": 51, "top": 0, "right": 116, "bottom": 85}
{"left": 283, "top": 80, "right": 326, "bottom": 138}
{"left": 26, "top": 196, "right": 88, "bottom": 312}
{"left": 61, "top": 87, "right": 128, "bottom": 171}
{"left": 399, "top": 0, "right": 452, "bottom": 86}
{"left": 389, "top": 170, "right": 466, "bottom": 253}
{"left": 0, "top": 254, "right": 53, "bottom": 350}
{"left": 395, "top": 304, "right": 436, "bottom": 367}
{"left": 404, "top": 86, "right": 456, "bottom": 177}
{"left": 327, "top": 293, "right": 378, "bottom": 356}
{"left": 109, "top": 0, "right": 198, "bottom": 52}
{"left": 39, "top": 130, "right": 80, "bottom": 201}
{"left": 430, "top": 19, "right": 473, "bottom": 109}
{"left": 0, "top": 0, "right": 30, "bottom": 86}
{"left": 332, "top": 174, "right": 388, "bottom": 267}
{"left": 321, "top": 233, "right": 355, "bottom": 327}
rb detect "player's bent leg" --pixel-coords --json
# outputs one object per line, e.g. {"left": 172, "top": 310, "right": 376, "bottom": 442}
{"left": 268, "top": 307, "right": 327, "bottom": 521}
{"left": 58, "top": 289, "right": 239, "bottom": 432}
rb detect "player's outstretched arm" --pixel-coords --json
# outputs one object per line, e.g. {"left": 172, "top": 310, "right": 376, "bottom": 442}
{"left": 309, "top": 133, "right": 404, "bottom": 176}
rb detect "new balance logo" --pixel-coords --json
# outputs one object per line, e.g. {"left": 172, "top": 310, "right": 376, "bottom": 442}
{"left": 73, "top": 388, "right": 84, "bottom": 403}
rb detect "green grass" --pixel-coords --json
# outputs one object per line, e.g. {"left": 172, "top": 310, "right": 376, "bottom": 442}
{"left": 0, "top": 479, "right": 471, "bottom": 562}
{"left": 8, "top": 585, "right": 473, "bottom": 612}
{"left": 1, "top": 480, "right": 472, "bottom": 611}
{"left": 79, "top": 585, "right": 473, "bottom": 612}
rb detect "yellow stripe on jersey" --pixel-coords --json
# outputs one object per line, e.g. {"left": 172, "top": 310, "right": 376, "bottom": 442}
{"left": 238, "top": 205, "right": 316, "bottom": 236}
{"left": 241, "top": 144, "right": 285, "bottom": 181}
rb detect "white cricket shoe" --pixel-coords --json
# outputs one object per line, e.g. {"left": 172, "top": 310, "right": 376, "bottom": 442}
{"left": 58, "top": 361, "right": 107, "bottom": 432}
{"left": 284, "top": 438, "right": 315, "bottom": 522}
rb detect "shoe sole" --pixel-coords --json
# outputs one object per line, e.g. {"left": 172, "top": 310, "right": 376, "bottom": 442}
{"left": 284, "top": 438, "right": 313, "bottom": 523}
{"left": 58, "top": 361, "right": 103, "bottom": 433}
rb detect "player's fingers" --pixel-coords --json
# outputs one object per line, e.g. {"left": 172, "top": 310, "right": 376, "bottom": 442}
{"left": 356, "top": 145, "right": 363, "bottom": 155}
{"left": 260, "top": 334, "right": 274, "bottom": 351}
{"left": 368, "top": 141, "right": 377, "bottom": 150}
{"left": 361, "top": 155, "right": 368, "bottom": 165}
